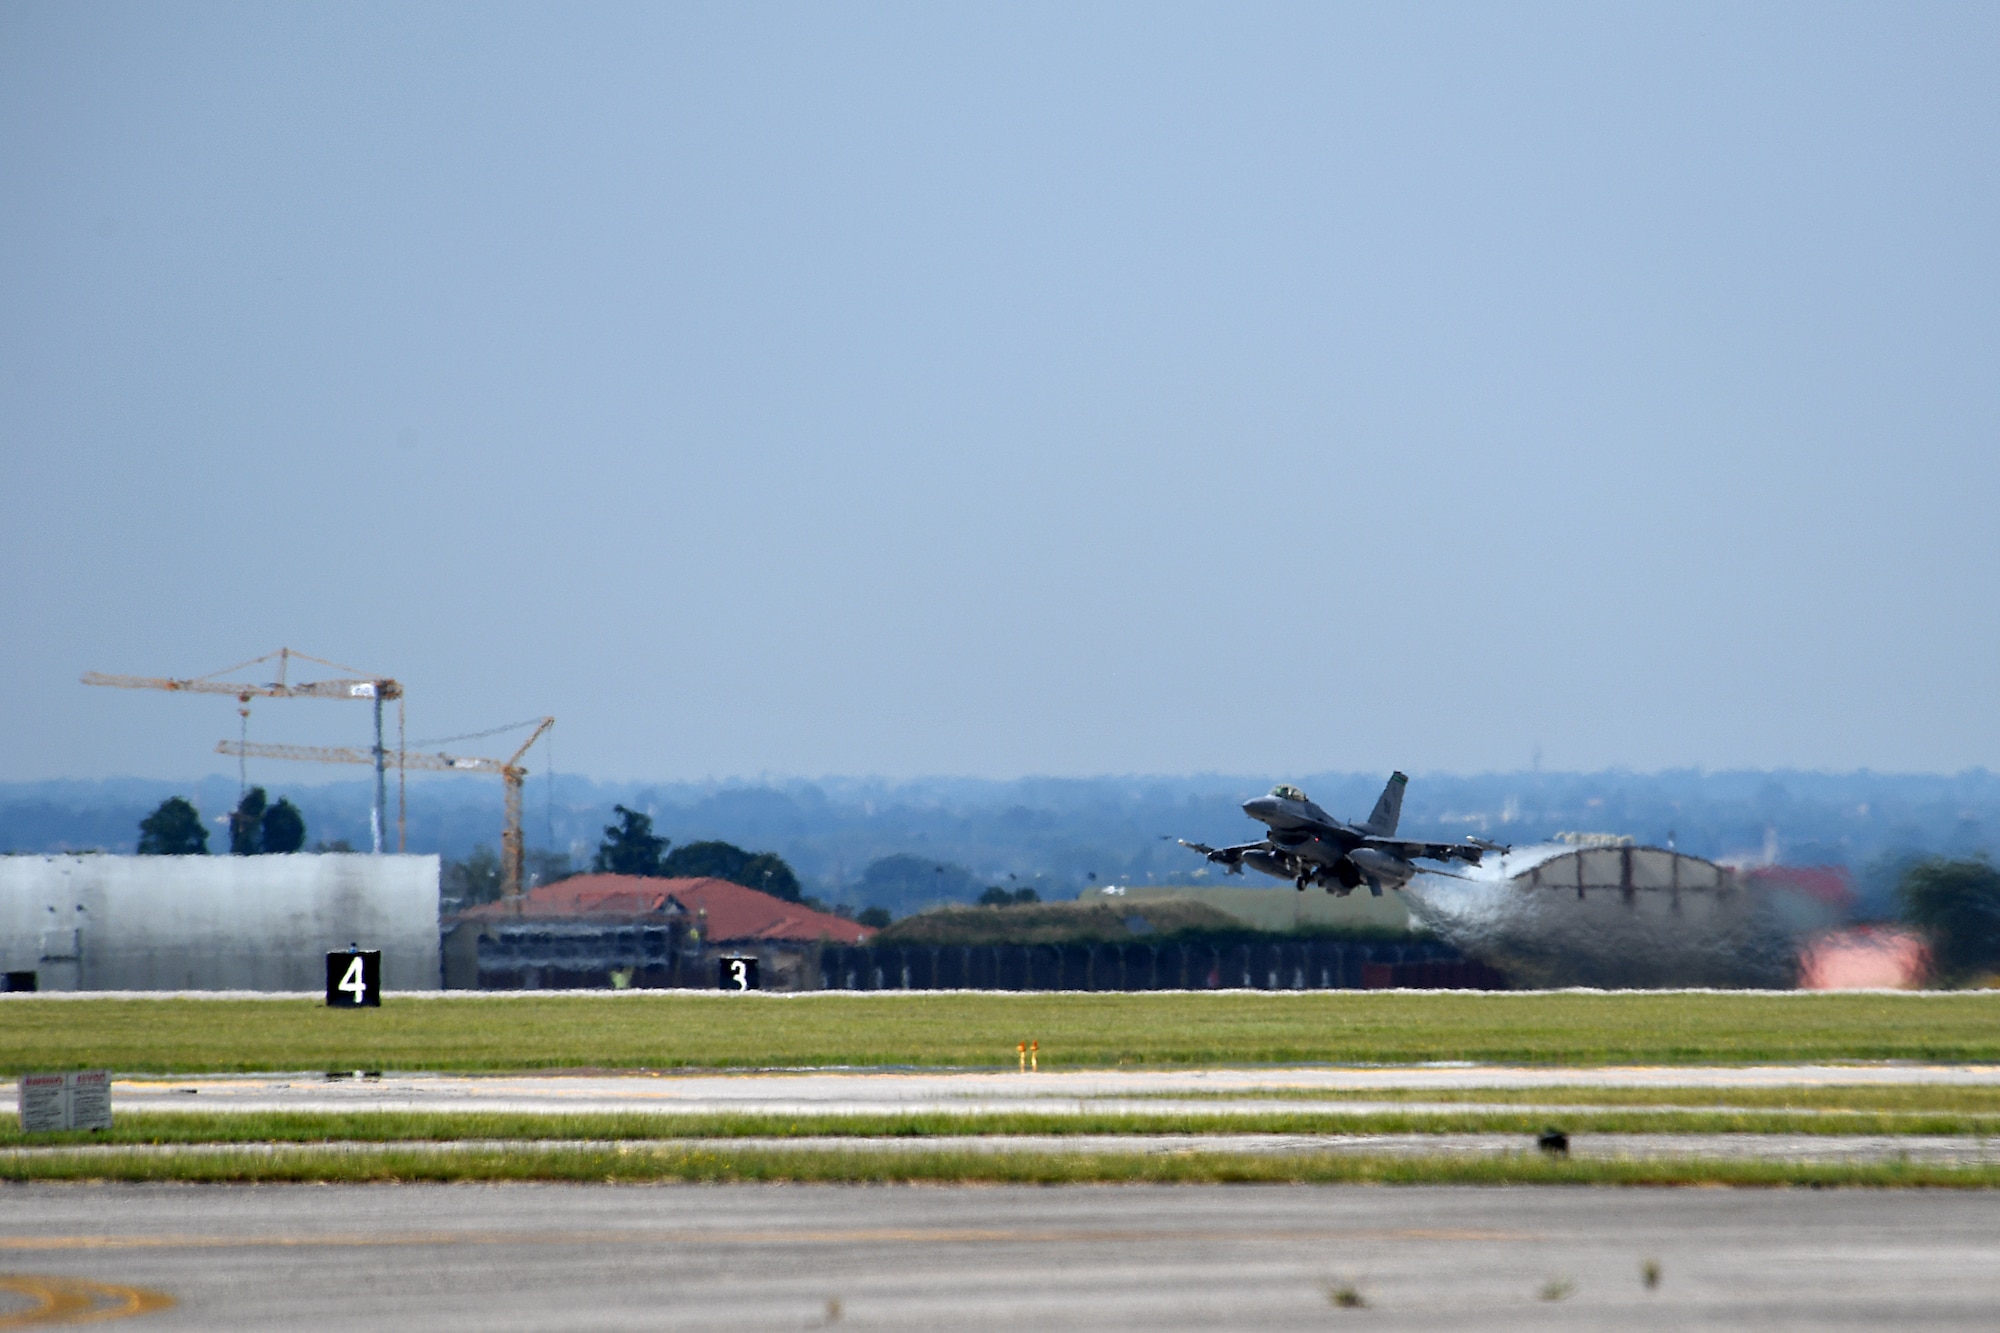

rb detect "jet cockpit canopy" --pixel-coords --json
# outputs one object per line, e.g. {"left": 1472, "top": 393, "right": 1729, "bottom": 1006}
{"left": 1270, "top": 784, "right": 1308, "bottom": 802}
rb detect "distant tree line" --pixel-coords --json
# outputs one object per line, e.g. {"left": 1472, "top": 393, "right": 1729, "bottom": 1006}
{"left": 978, "top": 885, "right": 1041, "bottom": 906}
{"left": 136, "top": 788, "right": 308, "bottom": 855}
{"left": 590, "top": 804, "right": 806, "bottom": 901}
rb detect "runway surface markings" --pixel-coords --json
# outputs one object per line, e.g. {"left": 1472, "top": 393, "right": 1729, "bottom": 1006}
{"left": 0, "top": 1275, "right": 173, "bottom": 1326}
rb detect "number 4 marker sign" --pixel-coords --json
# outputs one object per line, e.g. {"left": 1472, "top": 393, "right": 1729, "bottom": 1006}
{"left": 325, "top": 949, "right": 382, "bottom": 1007}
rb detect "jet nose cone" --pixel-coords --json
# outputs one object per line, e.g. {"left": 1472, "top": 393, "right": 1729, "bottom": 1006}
{"left": 1242, "top": 796, "right": 1278, "bottom": 819}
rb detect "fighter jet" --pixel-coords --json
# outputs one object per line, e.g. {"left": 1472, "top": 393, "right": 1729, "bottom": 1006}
{"left": 1178, "top": 772, "right": 1506, "bottom": 896}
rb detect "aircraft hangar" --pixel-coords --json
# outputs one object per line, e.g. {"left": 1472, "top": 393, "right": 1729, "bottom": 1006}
{"left": 1407, "top": 840, "right": 1803, "bottom": 989}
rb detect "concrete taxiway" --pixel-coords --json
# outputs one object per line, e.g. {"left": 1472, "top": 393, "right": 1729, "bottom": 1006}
{"left": 75, "top": 1062, "right": 2000, "bottom": 1119}
{"left": 3, "top": 1182, "right": 1996, "bottom": 1330}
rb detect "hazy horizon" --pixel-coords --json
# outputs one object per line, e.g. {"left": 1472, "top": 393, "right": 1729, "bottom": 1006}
{"left": 7, "top": 768, "right": 1994, "bottom": 910}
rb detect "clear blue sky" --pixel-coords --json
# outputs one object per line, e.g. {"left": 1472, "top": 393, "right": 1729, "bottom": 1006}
{"left": 3, "top": 3, "right": 1996, "bottom": 782}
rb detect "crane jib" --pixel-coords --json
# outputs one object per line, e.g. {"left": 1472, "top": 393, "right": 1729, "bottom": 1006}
{"left": 211, "top": 717, "right": 553, "bottom": 900}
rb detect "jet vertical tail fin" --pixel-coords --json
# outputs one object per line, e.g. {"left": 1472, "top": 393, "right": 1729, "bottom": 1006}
{"left": 1360, "top": 771, "right": 1408, "bottom": 836}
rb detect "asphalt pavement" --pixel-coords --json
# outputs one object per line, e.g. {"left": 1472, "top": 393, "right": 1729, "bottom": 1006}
{"left": 2, "top": 1181, "right": 1995, "bottom": 1329}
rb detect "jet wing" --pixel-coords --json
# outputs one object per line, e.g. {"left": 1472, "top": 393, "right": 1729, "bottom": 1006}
{"left": 1177, "top": 839, "right": 1265, "bottom": 871}
{"left": 1358, "top": 836, "right": 1488, "bottom": 866}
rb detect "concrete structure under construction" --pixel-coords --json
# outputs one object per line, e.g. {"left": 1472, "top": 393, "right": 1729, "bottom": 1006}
{"left": 0, "top": 853, "right": 439, "bottom": 992}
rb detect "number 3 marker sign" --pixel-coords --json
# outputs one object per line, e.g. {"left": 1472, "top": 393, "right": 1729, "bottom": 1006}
{"left": 325, "top": 949, "right": 382, "bottom": 1007}
{"left": 718, "top": 956, "right": 759, "bottom": 991}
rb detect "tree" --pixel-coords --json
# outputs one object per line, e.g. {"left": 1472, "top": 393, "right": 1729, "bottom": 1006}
{"left": 443, "top": 845, "right": 505, "bottom": 908}
{"left": 525, "top": 848, "right": 575, "bottom": 889}
{"left": 137, "top": 797, "right": 208, "bottom": 855}
{"left": 1897, "top": 856, "right": 2000, "bottom": 984}
{"left": 226, "top": 787, "right": 308, "bottom": 854}
{"left": 977, "top": 885, "right": 1039, "bottom": 906}
{"left": 229, "top": 787, "right": 268, "bottom": 856}
{"left": 856, "top": 905, "right": 892, "bottom": 929}
{"left": 593, "top": 804, "right": 669, "bottom": 876}
{"left": 260, "top": 797, "right": 307, "bottom": 854}
{"left": 855, "top": 855, "right": 979, "bottom": 916}
{"left": 662, "top": 840, "right": 803, "bottom": 902}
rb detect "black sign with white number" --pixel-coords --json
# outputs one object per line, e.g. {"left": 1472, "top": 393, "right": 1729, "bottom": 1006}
{"left": 718, "top": 956, "right": 760, "bottom": 991}
{"left": 325, "top": 950, "right": 382, "bottom": 1007}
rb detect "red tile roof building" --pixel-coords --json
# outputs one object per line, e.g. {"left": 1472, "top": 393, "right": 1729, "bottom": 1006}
{"left": 455, "top": 874, "right": 873, "bottom": 945}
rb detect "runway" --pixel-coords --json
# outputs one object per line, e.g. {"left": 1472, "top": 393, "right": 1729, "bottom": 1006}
{"left": 3, "top": 1182, "right": 1996, "bottom": 1329}
{"left": 80, "top": 1061, "right": 2000, "bottom": 1118}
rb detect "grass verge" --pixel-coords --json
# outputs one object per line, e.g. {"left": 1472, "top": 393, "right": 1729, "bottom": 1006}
{"left": 5, "top": 1106, "right": 2000, "bottom": 1150}
{"left": 5, "top": 991, "right": 2000, "bottom": 1073}
{"left": 5, "top": 1143, "right": 1999, "bottom": 1187}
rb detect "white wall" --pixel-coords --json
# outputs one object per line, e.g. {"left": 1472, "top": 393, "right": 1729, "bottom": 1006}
{"left": 0, "top": 854, "right": 439, "bottom": 991}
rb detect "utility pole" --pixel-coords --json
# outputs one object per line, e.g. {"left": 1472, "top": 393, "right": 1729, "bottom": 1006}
{"left": 370, "top": 691, "right": 388, "bottom": 855}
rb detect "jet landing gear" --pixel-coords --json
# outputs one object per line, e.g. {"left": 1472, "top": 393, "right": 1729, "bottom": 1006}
{"left": 1326, "top": 861, "right": 1364, "bottom": 896}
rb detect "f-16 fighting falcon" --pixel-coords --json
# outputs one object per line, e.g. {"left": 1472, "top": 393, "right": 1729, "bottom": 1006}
{"left": 1179, "top": 772, "right": 1507, "bottom": 896}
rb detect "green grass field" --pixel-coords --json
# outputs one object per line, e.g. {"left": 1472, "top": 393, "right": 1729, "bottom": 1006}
{"left": 4, "top": 990, "right": 2000, "bottom": 1074}
{"left": 5, "top": 1103, "right": 2000, "bottom": 1150}
{"left": 5, "top": 1140, "right": 1998, "bottom": 1189}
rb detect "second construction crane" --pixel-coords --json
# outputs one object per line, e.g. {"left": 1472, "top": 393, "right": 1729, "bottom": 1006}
{"left": 218, "top": 718, "right": 554, "bottom": 901}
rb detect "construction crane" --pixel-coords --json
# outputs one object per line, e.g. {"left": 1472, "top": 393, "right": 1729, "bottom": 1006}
{"left": 218, "top": 717, "right": 554, "bottom": 902}
{"left": 85, "top": 648, "right": 404, "bottom": 853}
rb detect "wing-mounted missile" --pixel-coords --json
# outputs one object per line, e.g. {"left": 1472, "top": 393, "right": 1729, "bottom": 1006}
{"left": 1177, "top": 839, "right": 1248, "bottom": 874}
{"left": 1467, "top": 836, "right": 1512, "bottom": 856}
{"left": 1414, "top": 839, "right": 1497, "bottom": 865}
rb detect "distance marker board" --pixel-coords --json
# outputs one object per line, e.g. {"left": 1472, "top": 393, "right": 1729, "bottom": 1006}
{"left": 718, "top": 956, "right": 760, "bottom": 991}
{"left": 325, "top": 949, "right": 382, "bottom": 1007}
